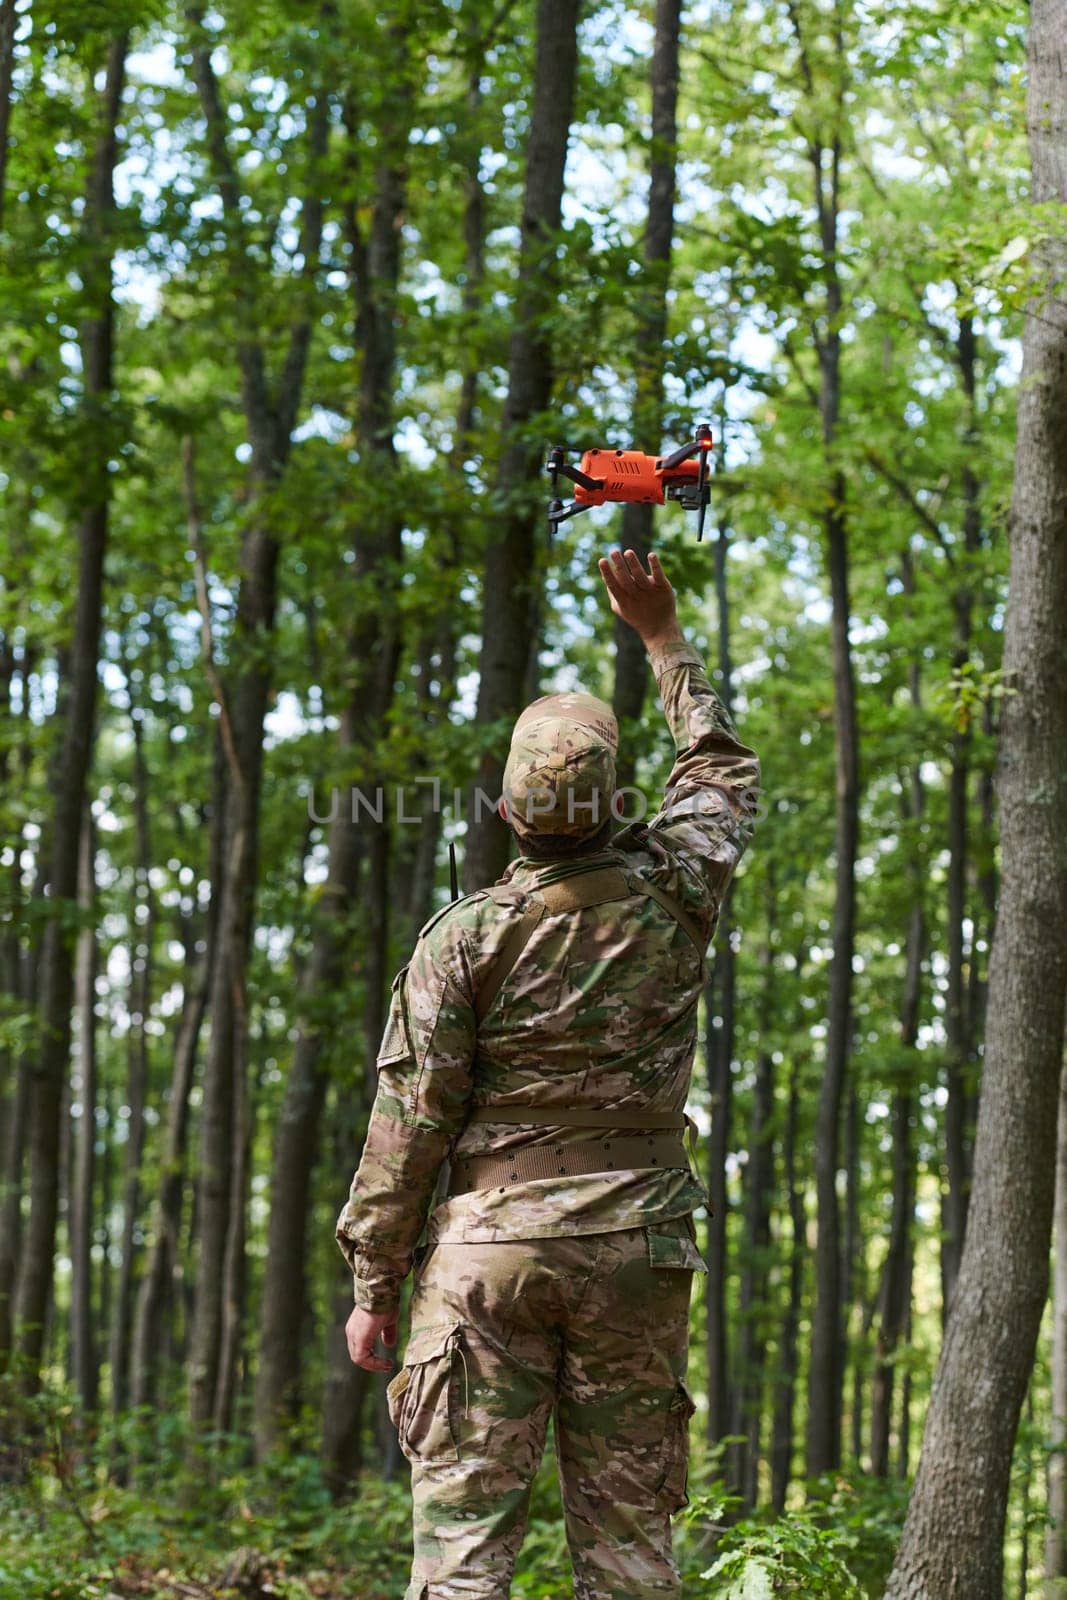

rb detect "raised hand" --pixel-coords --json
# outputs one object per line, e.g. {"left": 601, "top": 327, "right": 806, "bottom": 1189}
{"left": 597, "top": 548, "right": 684, "bottom": 649}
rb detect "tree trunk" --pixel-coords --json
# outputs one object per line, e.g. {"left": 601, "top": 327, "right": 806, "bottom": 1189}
{"left": 14, "top": 35, "right": 127, "bottom": 1386}
{"left": 884, "top": 8, "right": 1067, "bottom": 1588}
{"left": 69, "top": 807, "right": 97, "bottom": 1410}
{"left": 807, "top": 146, "right": 859, "bottom": 1474}
{"left": 610, "top": 0, "right": 681, "bottom": 794}
{"left": 1046, "top": 1035, "right": 1067, "bottom": 1585}
{"left": 462, "top": 0, "right": 580, "bottom": 891}
{"left": 942, "top": 311, "right": 984, "bottom": 1316}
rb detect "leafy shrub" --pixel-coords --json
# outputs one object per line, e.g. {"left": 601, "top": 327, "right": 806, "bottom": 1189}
{"left": 700, "top": 1512, "right": 868, "bottom": 1598}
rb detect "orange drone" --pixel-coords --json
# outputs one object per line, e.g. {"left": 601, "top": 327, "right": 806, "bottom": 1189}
{"left": 545, "top": 422, "right": 715, "bottom": 541}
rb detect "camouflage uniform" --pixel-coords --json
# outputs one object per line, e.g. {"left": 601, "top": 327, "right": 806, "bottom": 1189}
{"left": 336, "top": 638, "right": 760, "bottom": 1600}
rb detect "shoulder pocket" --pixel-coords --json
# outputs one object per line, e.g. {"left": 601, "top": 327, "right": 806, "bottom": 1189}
{"left": 377, "top": 964, "right": 413, "bottom": 1068}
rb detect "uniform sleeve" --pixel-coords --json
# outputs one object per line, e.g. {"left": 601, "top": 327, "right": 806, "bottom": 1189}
{"left": 334, "top": 928, "right": 476, "bottom": 1313}
{"left": 643, "top": 638, "right": 761, "bottom": 934}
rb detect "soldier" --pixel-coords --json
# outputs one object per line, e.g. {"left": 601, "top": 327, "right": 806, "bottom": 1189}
{"left": 335, "top": 548, "right": 760, "bottom": 1600}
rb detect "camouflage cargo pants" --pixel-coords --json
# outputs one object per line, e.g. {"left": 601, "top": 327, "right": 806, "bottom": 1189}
{"left": 386, "top": 1213, "right": 706, "bottom": 1600}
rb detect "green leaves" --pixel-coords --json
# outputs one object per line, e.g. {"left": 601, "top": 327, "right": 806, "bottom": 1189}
{"left": 701, "top": 1510, "right": 869, "bottom": 1599}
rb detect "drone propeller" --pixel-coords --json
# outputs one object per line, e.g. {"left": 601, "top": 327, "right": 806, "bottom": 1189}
{"left": 694, "top": 421, "right": 713, "bottom": 542}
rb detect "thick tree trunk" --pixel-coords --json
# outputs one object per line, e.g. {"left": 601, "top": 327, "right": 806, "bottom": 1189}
{"left": 14, "top": 36, "right": 127, "bottom": 1386}
{"left": 69, "top": 808, "right": 97, "bottom": 1410}
{"left": 884, "top": 9, "right": 1067, "bottom": 1589}
{"left": 1046, "top": 1040, "right": 1067, "bottom": 1584}
{"left": 462, "top": 0, "right": 580, "bottom": 891}
{"left": 611, "top": 0, "right": 681, "bottom": 795}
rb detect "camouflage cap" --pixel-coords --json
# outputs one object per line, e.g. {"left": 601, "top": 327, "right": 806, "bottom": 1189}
{"left": 502, "top": 691, "right": 618, "bottom": 837}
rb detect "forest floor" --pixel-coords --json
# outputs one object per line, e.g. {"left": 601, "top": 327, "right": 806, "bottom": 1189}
{"left": 0, "top": 1391, "right": 913, "bottom": 1600}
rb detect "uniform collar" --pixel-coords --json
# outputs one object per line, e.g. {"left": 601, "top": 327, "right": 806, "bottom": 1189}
{"left": 502, "top": 846, "right": 624, "bottom": 889}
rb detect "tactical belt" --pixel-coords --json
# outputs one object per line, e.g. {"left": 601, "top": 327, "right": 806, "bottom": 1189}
{"left": 446, "top": 1105, "right": 699, "bottom": 1198}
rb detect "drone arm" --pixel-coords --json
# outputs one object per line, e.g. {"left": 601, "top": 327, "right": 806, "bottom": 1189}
{"left": 548, "top": 498, "right": 593, "bottom": 528}
{"left": 553, "top": 461, "right": 604, "bottom": 494}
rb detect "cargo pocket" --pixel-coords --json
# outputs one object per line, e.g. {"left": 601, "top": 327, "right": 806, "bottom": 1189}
{"left": 656, "top": 1380, "right": 697, "bottom": 1513}
{"left": 645, "top": 1217, "right": 709, "bottom": 1274}
{"left": 386, "top": 1323, "right": 464, "bottom": 1463}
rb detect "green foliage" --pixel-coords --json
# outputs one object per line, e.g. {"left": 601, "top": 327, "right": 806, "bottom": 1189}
{"left": 0, "top": 1380, "right": 415, "bottom": 1600}
{"left": 691, "top": 1496, "right": 870, "bottom": 1599}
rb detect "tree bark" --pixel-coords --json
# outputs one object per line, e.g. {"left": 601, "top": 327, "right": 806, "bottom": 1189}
{"left": 884, "top": 7, "right": 1067, "bottom": 1589}
{"left": 1046, "top": 1034, "right": 1067, "bottom": 1585}
{"left": 14, "top": 34, "right": 127, "bottom": 1386}
{"left": 462, "top": 0, "right": 581, "bottom": 891}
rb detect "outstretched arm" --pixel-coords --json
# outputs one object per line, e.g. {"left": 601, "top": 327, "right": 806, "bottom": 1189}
{"left": 598, "top": 546, "right": 761, "bottom": 928}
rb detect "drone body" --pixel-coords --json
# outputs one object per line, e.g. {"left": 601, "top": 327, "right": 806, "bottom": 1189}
{"left": 546, "top": 423, "right": 715, "bottom": 540}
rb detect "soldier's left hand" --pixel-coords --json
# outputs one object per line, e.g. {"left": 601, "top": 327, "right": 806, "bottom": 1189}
{"left": 345, "top": 1304, "right": 399, "bottom": 1372}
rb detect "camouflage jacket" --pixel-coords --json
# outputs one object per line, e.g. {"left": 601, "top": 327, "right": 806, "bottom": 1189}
{"left": 335, "top": 639, "right": 761, "bottom": 1312}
